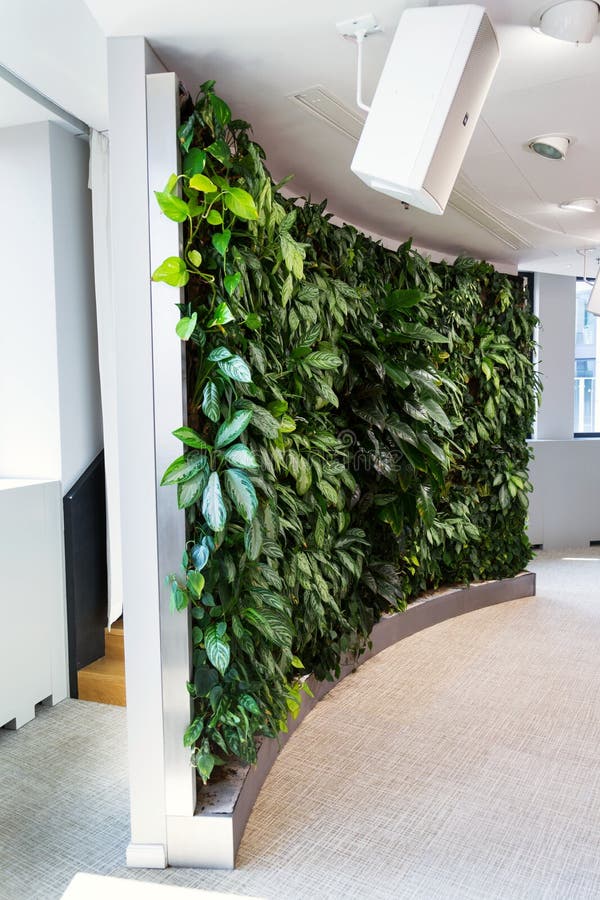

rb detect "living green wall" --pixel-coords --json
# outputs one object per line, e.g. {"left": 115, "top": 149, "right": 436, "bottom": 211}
{"left": 153, "top": 82, "right": 538, "bottom": 783}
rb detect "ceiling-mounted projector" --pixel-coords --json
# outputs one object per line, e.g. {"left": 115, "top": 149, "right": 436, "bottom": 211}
{"left": 351, "top": 4, "right": 500, "bottom": 215}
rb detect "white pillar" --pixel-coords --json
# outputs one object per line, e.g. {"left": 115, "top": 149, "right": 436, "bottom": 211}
{"left": 107, "top": 37, "right": 194, "bottom": 868}
{"left": 534, "top": 272, "right": 576, "bottom": 440}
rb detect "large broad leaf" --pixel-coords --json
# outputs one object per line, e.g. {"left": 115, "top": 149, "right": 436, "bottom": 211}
{"left": 183, "top": 717, "right": 203, "bottom": 747}
{"left": 303, "top": 351, "right": 342, "bottom": 371}
{"left": 152, "top": 256, "right": 189, "bottom": 288}
{"left": 224, "top": 187, "right": 258, "bottom": 221}
{"left": 207, "top": 302, "right": 234, "bottom": 327}
{"left": 189, "top": 173, "right": 217, "bottom": 193}
{"left": 161, "top": 452, "right": 207, "bottom": 486}
{"left": 218, "top": 355, "right": 252, "bottom": 383}
{"left": 244, "top": 516, "right": 263, "bottom": 560}
{"left": 222, "top": 443, "right": 259, "bottom": 470}
{"left": 206, "top": 139, "right": 231, "bottom": 164}
{"left": 280, "top": 231, "right": 305, "bottom": 279}
{"left": 207, "top": 345, "right": 233, "bottom": 362}
{"left": 202, "top": 381, "right": 220, "bottom": 422}
{"left": 175, "top": 312, "right": 197, "bottom": 341}
{"left": 215, "top": 409, "right": 253, "bottom": 449}
{"left": 154, "top": 191, "right": 190, "bottom": 222}
{"left": 243, "top": 607, "right": 294, "bottom": 649}
{"left": 209, "top": 93, "right": 231, "bottom": 126}
{"left": 191, "top": 541, "right": 210, "bottom": 571}
{"left": 296, "top": 456, "right": 312, "bottom": 496}
{"left": 202, "top": 472, "right": 227, "bottom": 531}
{"left": 385, "top": 288, "right": 430, "bottom": 310}
{"left": 177, "top": 464, "right": 209, "bottom": 509}
{"left": 172, "top": 426, "right": 211, "bottom": 450}
{"left": 187, "top": 570, "right": 205, "bottom": 599}
{"left": 416, "top": 484, "right": 436, "bottom": 527}
{"left": 383, "top": 360, "right": 411, "bottom": 388}
{"left": 212, "top": 230, "right": 231, "bottom": 257}
{"left": 224, "top": 468, "right": 258, "bottom": 522}
{"left": 183, "top": 148, "right": 206, "bottom": 176}
{"left": 420, "top": 397, "right": 452, "bottom": 432}
{"left": 224, "top": 273, "right": 241, "bottom": 297}
{"left": 204, "top": 623, "right": 230, "bottom": 675}
{"left": 194, "top": 666, "right": 219, "bottom": 697}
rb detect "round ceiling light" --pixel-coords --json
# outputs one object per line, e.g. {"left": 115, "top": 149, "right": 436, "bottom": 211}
{"left": 538, "top": 0, "right": 599, "bottom": 44}
{"left": 528, "top": 135, "right": 571, "bottom": 159}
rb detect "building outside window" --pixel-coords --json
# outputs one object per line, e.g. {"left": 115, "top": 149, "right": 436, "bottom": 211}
{"left": 574, "top": 278, "right": 599, "bottom": 434}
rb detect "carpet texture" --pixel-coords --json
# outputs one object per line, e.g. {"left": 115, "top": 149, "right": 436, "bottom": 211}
{"left": 2, "top": 549, "right": 600, "bottom": 899}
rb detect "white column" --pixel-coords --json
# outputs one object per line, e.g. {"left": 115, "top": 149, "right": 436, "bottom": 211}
{"left": 534, "top": 272, "right": 576, "bottom": 440}
{"left": 107, "top": 38, "right": 193, "bottom": 868}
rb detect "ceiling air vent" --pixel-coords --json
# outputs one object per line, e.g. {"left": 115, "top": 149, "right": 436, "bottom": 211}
{"left": 289, "top": 86, "right": 364, "bottom": 141}
{"left": 449, "top": 179, "right": 533, "bottom": 251}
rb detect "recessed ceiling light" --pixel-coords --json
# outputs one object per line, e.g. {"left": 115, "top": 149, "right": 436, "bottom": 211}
{"left": 537, "top": 0, "right": 599, "bottom": 44}
{"left": 528, "top": 134, "right": 570, "bottom": 159}
{"left": 559, "top": 197, "right": 599, "bottom": 212}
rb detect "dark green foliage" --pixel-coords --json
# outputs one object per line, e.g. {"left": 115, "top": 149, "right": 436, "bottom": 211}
{"left": 153, "top": 82, "right": 539, "bottom": 783}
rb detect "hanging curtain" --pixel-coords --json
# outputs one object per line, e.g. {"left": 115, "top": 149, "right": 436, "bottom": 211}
{"left": 89, "top": 130, "right": 123, "bottom": 626}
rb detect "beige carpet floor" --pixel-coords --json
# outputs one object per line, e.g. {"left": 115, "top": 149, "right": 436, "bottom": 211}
{"left": 2, "top": 549, "right": 600, "bottom": 899}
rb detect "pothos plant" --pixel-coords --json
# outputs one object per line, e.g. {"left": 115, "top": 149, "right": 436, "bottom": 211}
{"left": 151, "top": 80, "right": 538, "bottom": 784}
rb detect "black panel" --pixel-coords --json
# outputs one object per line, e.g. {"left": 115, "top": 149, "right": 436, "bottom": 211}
{"left": 63, "top": 452, "right": 108, "bottom": 697}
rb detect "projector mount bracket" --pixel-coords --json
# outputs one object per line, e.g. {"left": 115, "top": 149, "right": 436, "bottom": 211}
{"left": 336, "top": 13, "right": 382, "bottom": 113}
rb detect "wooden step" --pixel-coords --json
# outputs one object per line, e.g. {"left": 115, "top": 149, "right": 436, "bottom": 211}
{"left": 105, "top": 617, "right": 124, "bottom": 660}
{"left": 78, "top": 654, "right": 126, "bottom": 707}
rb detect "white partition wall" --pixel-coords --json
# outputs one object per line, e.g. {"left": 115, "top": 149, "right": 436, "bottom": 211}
{"left": 106, "top": 38, "right": 193, "bottom": 868}
{"left": 528, "top": 272, "right": 600, "bottom": 548}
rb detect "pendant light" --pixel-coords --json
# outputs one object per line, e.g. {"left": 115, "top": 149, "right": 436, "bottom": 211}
{"left": 538, "top": 1, "right": 599, "bottom": 44}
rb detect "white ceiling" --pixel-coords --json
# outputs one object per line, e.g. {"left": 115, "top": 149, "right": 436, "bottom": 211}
{"left": 4, "top": 0, "right": 600, "bottom": 276}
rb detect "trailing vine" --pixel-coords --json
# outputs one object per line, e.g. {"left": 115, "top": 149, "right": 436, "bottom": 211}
{"left": 152, "top": 81, "right": 539, "bottom": 784}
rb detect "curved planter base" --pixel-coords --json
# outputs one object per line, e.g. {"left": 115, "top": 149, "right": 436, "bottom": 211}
{"left": 166, "top": 571, "right": 536, "bottom": 868}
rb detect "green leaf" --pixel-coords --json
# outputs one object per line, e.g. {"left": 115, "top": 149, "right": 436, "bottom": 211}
{"left": 291, "top": 656, "right": 304, "bottom": 669}
{"left": 175, "top": 312, "right": 197, "bottom": 341}
{"left": 222, "top": 443, "right": 259, "bottom": 470}
{"left": 224, "top": 273, "right": 241, "bottom": 297}
{"left": 244, "top": 516, "right": 263, "bottom": 560}
{"left": 244, "top": 313, "right": 262, "bottom": 330}
{"left": 187, "top": 570, "right": 205, "bottom": 599}
{"left": 207, "top": 345, "right": 233, "bottom": 362}
{"left": 161, "top": 452, "right": 207, "bottom": 486}
{"left": 177, "top": 116, "right": 195, "bottom": 153}
{"left": 209, "top": 93, "right": 232, "bottom": 126}
{"left": 296, "top": 456, "right": 312, "bottom": 495}
{"left": 212, "top": 230, "right": 231, "bottom": 257}
{"left": 164, "top": 173, "right": 178, "bottom": 193}
{"left": 206, "top": 139, "right": 231, "bottom": 164}
{"left": 218, "top": 355, "right": 252, "bottom": 383}
{"left": 183, "top": 717, "right": 203, "bottom": 747}
{"left": 188, "top": 249, "right": 202, "bottom": 268}
{"left": 194, "top": 666, "right": 219, "bottom": 697}
{"left": 207, "top": 302, "right": 234, "bottom": 327}
{"left": 224, "top": 187, "right": 258, "bottom": 221}
{"left": 191, "top": 542, "right": 210, "bottom": 571}
{"left": 202, "top": 381, "right": 220, "bottom": 422}
{"left": 202, "top": 472, "right": 227, "bottom": 531}
{"left": 183, "top": 148, "right": 206, "bottom": 176}
{"left": 224, "top": 468, "right": 258, "bottom": 522}
{"left": 385, "top": 288, "right": 429, "bottom": 310}
{"left": 152, "top": 256, "right": 189, "bottom": 288}
{"left": 204, "top": 623, "right": 230, "bottom": 675}
{"left": 154, "top": 191, "right": 189, "bottom": 222}
{"left": 239, "top": 694, "right": 261, "bottom": 716}
{"left": 177, "top": 464, "right": 209, "bottom": 509}
{"left": 243, "top": 607, "right": 294, "bottom": 649}
{"left": 206, "top": 209, "right": 223, "bottom": 226}
{"left": 280, "top": 231, "right": 305, "bottom": 279}
{"left": 303, "top": 351, "right": 342, "bottom": 370}
{"left": 421, "top": 397, "right": 452, "bottom": 432}
{"left": 196, "top": 751, "right": 217, "bottom": 785}
{"left": 215, "top": 409, "right": 254, "bottom": 449}
{"left": 189, "top": 173, "right": 218, "bottom": 194}
{"left": 173, "top": 427, "right": 211, "bottom": 450}
{"left": 383, "top": 360, "right": 411, "bottom": 388}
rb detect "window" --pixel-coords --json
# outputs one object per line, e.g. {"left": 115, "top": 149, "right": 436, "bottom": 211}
{"left": 574, "top": 279, "right": 599, "bottom": 434}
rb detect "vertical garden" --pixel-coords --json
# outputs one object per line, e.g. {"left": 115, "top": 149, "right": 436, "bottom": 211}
{"left": 152, "top": 82, "right": 538, "bottom": 784}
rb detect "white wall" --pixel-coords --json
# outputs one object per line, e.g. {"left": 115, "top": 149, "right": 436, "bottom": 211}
{"left": 50, "top": 123, "right": 103, "bottom": 490}
{"left": 0, "top": 120, "right": 102, "bottom": 491}
{"left": 528, "top": 272, "right": 600, "bottom": 548}
{"left": 0, "top": 123, "right": 62, "bottom": 479}
{"left": 0, "top": 0, "right": 108, "bottom": 129}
